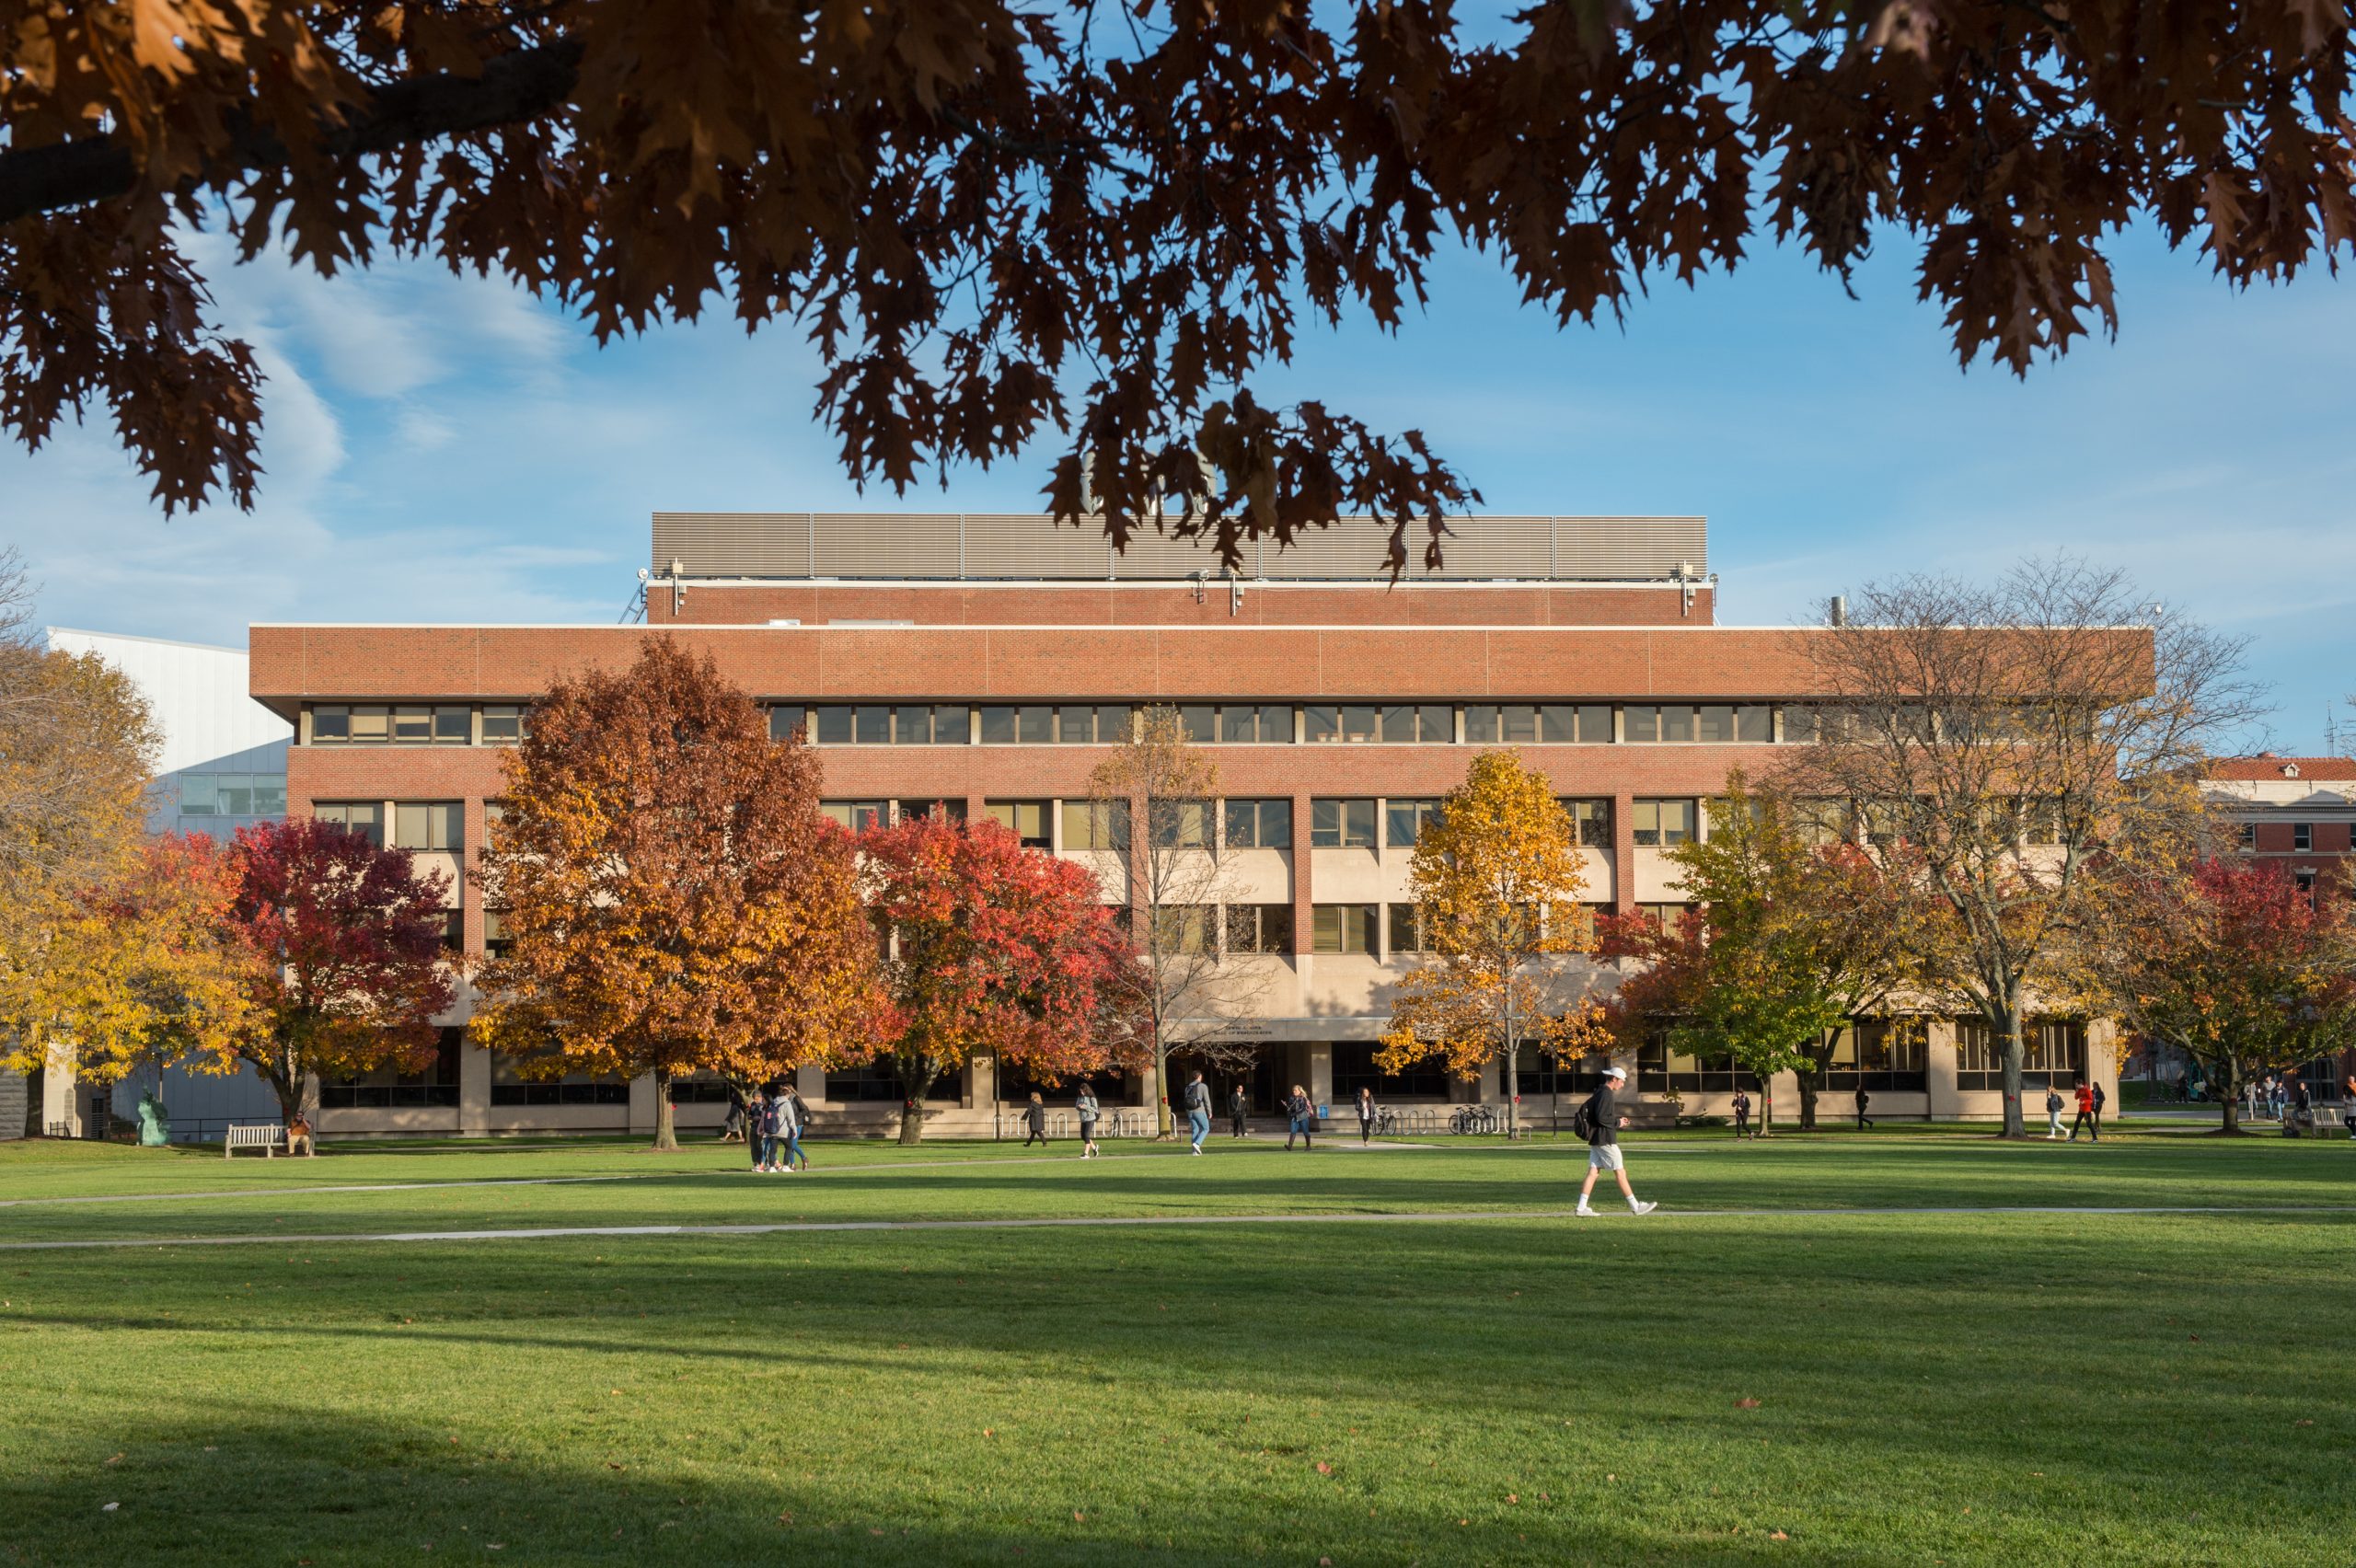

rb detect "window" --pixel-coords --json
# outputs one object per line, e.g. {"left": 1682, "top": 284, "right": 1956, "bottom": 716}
{"left": 1151, "top": 905, "right": 1214, "bottom": 954}
{"left": 1388, "top": 902, "right": 1428, "bottom": 954}
{"left": 1817, "top": 1020, "right": 1927, "bottom": 1090}
{"left": 314, "top": 801, "right": 384, "bottom": 847}
{"left": 2297, "top": 869, "right": 2318, "bottom": 907}
{"left": 393, "top": 801, "right": 464, "bottom": 852}
{"left": 322, "top": 1027, "right": 461, "bottom": 1108}
{"left": 821, "top": 800, "right": 891, "bottom": 833}
{"left": 1147, "top": 800, "right": 1213, "bottom": 849}
{"left": 1331, "top": 1042, "right": 1449, "bottom": 1100}
{"left": 2295, "top": 823, "right": 2314, "bottom": 851}
{"left": 824, "top": 1059, "right": 959, "bottom": 1102}
{"left": 389, "top": 706, "right": 469, "bottom": 744}
{"left": 1062, "top": 800, "right": 1130, "bottom": 850}
{"left": 1510, "top": 1045, "right": 1614, "bottom": 1102}
{"left": 1174, "top": 705, "right": 1218, "bottom": 743}
{"left": 806, "top": 704, "right": 969, "bottom": 744}
{"left": 1782, "top": 706, "right": 1820, "bottom": 744}
{"left": 1222, "top": 799, "right": 1291, "bottom": 849}
{"left": 985, "top": 800, "right": 1051, "bottom": 848}
{"left": 1558, "top": 798, "right": 1611, "bottom": 847}
{"left": 439, "top": 911, "right": 465, "bottom": 952}
{"left": 1634, "top": 1030, "right": 1759, "bottom": 1095}
{"left": 1311, "top": 798, "right": 1379, "bottom": 848}
{"left": 309, "top": 704, "right": 350, "bottom": 742}
{"left": 1218, "top": 704, "right": 1292, "bottom": 744}
{"left": 1634, "top": 901, "right": 1693, "bottom": 928}
{"left": 1386, "top": 798, "right": 1443, "bottom": 847}
{"left": 1463, "top": 703, "right": 1545, "bottom": 744}
{"left": 1378, "top": 704, "right": 1453, "bottom": 743}
{"left": 1704, "top": 795, "right": 1767, "bottom": 836}
{"left": 1094, "top": 705, "right": 1136, "bottom": 742}
{"left": 896, "top": 798, "right": 968, "bottom": 824}
{"left": 1311, "top": 904, "right": 1378, "bottom": 953}
{"left": 1302, "top": 704, "right": 1380, "bottom": 744}
{"left": 482, "top": 908, "right": 514, "bottom": 959}
{"left": 2238, "top": 821, "right": 2257, "bottom": 853}
{"left": 977, "top": 704, "right": 1108, "bottom": 744}
{"left": 482, "top": 705, "right": 529, "bottom": 744}
{"left": 1632, "top": 799, "right": 1695, "bottom": 847}
{"left": 1955, "top": 1018, "right": 2085, "bottom": 1091}
{"left": 490, "top": 1074, "right": 632, "bottom": 1108}
{"left": 1623, "top": 705, "right": 1659, "bottom": 744}
{"left": 179, "top": 773, "right": 284, "bottom": 817}
{"left": 1224, "top": 905, "right": 1294, "bottom": 954}
{"left": 1695, "top": 705, "right": 1736, "bottom": 744}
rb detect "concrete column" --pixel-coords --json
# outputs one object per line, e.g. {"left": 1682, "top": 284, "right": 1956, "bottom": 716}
{"left": 629, "top": 1071, "right": 658, "bottom": 1135}
{"left": 969, "top": 1053, "right": 997, "bottom": 1112}
{"left": 1612, "top": 792, "right": 1637, "bottom": 913}
{"left": 1307, "top": 1042, "right": 1334, "bottom": 1113}
{"left": 459, "top": 1041, "right": 492, "bottom": 1136}
{"left": 0, "top": 1069, "right": 25, "bottom": 1140}
{"left": 796, "top": 1065, "right": 826, "bottom": 1102}
{"left": 1290, "top": 795, "right": 1314, "bottom": 954}
{"left": 41, "top": 1061, "right": 82, "bottom": 1138}
{"left": 1925, "top": 1019, "right": 1960, "bottom": 1124}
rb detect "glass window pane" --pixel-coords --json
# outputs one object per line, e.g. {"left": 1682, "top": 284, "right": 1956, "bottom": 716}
{"left": 1782, "top": 707, "right": 1818, "bottom": 744}
{"left": 1094, "top": 705, "right": 1131, "bottom": 743}
{"left": 310, "top": 706, "right": 349, "bottom": 742}
{"left": 180, "top": 776, "right": 218, "bottom": 814}
{"left": 395, "top": 802, "right": 427, "bottom": 847}
{"left": 1661, "top": 706, "right": 1695, "bottom": 744}
{"left": 855, "top": 706, "right": 892, "bottom": 744}
{"left": 1663, "top": 801, "right": 1694, "bottom": 844}
{"left": 252, "top": 777, "right": 286, "bottom": 815}
{"left": 1697, "top": 705, "right": 1735, "bottom": 744}
{"left": 814, "top": 706, "right": 854, "bottom": 744}
{"left": 1379, "top": 705, "right": 1415, "bottom": 743}
{"left": 1539, "top": 705, "right": 1576, "bottom": 744}
{"left": 1311, "top": 800, "right": 1341, "bottom": 847}
{"left": 1312, "top": 905, "right": 1341, "bottom": 951}
{"left": 434, "top": 707, "right": 471, "bottom": 744}
{"left": 1303, "top": 705, "right": 1339, "bottom": 743}
{"left": 1221, "top": 706, "right": 1257, "bottom": 744}
{"left": 219, "top": 778, "right": 253, "bottom": 815}
{"left": 1413, "top": 704, "right": 1449, "bottom": 743}
{"left": 1576, "top": 704, "right": 1612, "bottom": 743}
{"left": 1345, "top": 800, "right": 1377, "bottom": 847}
{"left": 1736, "top": 704, "right": 1772, "bottom": 743}
{"left": 1260, "top": 800, "right": 1291, "bottom": 848}
{"left": 895, "top": 707, "right": 933, "bottom": 744}
{"left": 1623, "top": 705, "right": 1658, "bottom": 743}
{"left": 392, "top": 706, "right": 432, "bottom": 743}
{"left": 484, "top": 705, "right": 526, "bottom": 744}
{"left": 1057, "top": 706, "right": 1093, "bottom": 744}
{"left": 1463, "top": 705, "right": 1498, "bottom": 744}
{"left": 1499, "top": 704, "right": 1538, "bottom": 744}
{"left": 1258, "top": 705, "right": 1294, "bottom": 743}
{"left": 1179, "top": 705, "right": 1216, "bottom": 743}
{"left": 1340, "top": 705, "right": 1378, "bottom": 743}
{"left": 1017, "top": 706, "right": 1053, "bottom": 744}
{"left": 348, "top": 707, "right": 389, "bottom": 744}
{"left": 979, "top": 706, "right": 1016, "bottom": 744}
{"left": 932, "top": 704, "right": 969, "bottom": 744}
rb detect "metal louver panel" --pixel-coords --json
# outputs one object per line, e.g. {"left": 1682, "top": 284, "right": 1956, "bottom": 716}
{"left": 650, "top": 511, "right": 1706, "bottom": 581}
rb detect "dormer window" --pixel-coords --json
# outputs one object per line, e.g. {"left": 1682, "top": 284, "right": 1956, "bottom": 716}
{"left": 2284, "top": 763, "right": 2301, "bottom": 778}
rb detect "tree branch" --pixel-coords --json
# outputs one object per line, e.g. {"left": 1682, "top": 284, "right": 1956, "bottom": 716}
{"left": 0, "top": 37, "right": 584, "bottom": 226}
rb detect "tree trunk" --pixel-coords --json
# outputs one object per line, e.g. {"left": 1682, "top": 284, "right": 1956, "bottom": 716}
{"left": 651, "top": 1066, "right": 678, "bottom": 1152}
{"left": 899, "top": 1057, "right": 937, "bottom": 1145}
{"left": 1995, "top": 1006, "right": 2027, "bottom": 1139}
{"left": 1152, "top": 1033, "right": 1173, "bottom": 1139}
{"left": 2218, "top": 1059, "right": 2243, "bottom": 1136}
{"left": 1501, "top": 991, "right": 1520, "bottom": 1140}
{"left": 259, "top": 1042, "right": 303, "bottom": 1129}
{"left": 1796, "top": 1075, "right": 1819, "bottom": 1132}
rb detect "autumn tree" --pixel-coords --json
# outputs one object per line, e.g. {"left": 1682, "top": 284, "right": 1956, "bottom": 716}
{"left": 1376, "top": 750, "right": 1600, "bottom": 1138}
{"left": 221, "top": 816, "right": 456, "bottom": 1127}
{"left": 859, "top": 813, "right": 1149, "bottom": 1145}
{"left": 0, "top": 833, "right": 260, "bottom": 1104}
{"left": 470, "top": 638, "right": 874, "bottom": 1151}
{"left": 2086, "top": 857, "right": 2356, "bottom": 1135}
{"left": 1780, "top": 557, "right": 2262, "bottom": 1136}
{"left": 1598, "top": 774, "right": 1923, "bottom": 1132}
{"left": 7, "top": 4, "right": 2352, "bottom": 554}
{"left": 1086, "top": 705, "right": 1264, "bottom": 1136}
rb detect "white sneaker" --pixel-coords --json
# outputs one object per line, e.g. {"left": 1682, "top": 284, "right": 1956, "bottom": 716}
{"left": 1576, "top": 1205, "right": 1597, "bottom": 1217}
{"left": 1629, "top": 1200, "right": 1657, "bottom": 1216}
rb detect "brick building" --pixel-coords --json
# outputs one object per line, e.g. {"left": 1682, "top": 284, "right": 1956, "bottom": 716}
{"left": 248, "top": 511, "right": 2118, "bottom": 1136}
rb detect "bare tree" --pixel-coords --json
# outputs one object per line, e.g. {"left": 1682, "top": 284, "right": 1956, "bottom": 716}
{"left": 1086, "top": 707, "right": 1267, "bottom": 1136}
{"left": 1779, "top": 557, "right": 2266, "bottom": 1136}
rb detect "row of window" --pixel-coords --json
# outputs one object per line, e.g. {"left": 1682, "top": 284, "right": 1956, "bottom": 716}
{"left": 308, "top": 704, "right": 531, "bottom": 744}
{"left": 771, "top": 701, "right": 1797, "bottom": 747}
{"left": 823, "top": 796, "right": 1624, "bottom": 850}
{"left": 177, "top": 773, "right": 288, "bottom": 817}
{"left": 2238, "top": 822, "right": 2350, "bottom": 852}
{"left": 315, "top": 800, "right": 465, "bottom": 851}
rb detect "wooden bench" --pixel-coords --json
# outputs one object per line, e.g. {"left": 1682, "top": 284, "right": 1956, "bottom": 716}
{"left": 2289, "top": 1105, "right": 2348, "bottom": 1137}
{"left": 225, "top": 1123, "right": 287, "bottom": 1159}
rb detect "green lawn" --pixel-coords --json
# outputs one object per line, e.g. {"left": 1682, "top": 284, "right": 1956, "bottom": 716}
{"left": 2, "top": 1130, "right": 2350, "bottom": 1566}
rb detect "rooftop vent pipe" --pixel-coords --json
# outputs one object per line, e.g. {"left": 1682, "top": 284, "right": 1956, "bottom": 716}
{"left": 1829, "top": 594, "right": 1848, "bottom": 628}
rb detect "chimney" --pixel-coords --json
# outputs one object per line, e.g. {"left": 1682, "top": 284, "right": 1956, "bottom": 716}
{"left": 1829, "top": 595, "right": 1848, "bottom": 628}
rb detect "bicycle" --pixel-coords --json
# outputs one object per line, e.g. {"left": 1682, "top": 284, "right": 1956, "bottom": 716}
{"left": 1449, "top": 1105, "right": 1499, "bottom": 1136}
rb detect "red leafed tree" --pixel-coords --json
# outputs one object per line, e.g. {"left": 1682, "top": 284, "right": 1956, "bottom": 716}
{"left": 859, "top": 813, "right": 1149, "bottom": 1145}
{"left": 6, "top": 2, "right": 2351, "bottom": 555}
{"left": 224, "top": 817, "right": 457, "bottom": 1127}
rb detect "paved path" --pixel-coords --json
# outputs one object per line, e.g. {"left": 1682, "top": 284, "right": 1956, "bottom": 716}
{"left": 6, "top": 1203, "right": 2352, "bottom": 1252}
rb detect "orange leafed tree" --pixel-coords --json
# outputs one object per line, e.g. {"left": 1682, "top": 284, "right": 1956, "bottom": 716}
{"left": 859, "top": 813, "right": 1149, "bottom": 1144}
{"left": 6, "top": 3, "right": 2351, "bottom": 549}
{"left": 469, "top": 638, "right": 877, "bottom": 1151}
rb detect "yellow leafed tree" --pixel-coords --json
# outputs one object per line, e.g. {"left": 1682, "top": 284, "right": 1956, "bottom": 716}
{"left": 1376, "top": 750, "right": 1606, "bottom": 1137}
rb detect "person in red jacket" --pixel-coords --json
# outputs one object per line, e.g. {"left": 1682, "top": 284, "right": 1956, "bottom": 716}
{"left": 2068, "top": 1079, "right": 2099, "bottom": 1143}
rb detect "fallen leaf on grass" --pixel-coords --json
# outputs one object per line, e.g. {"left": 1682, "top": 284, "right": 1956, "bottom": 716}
{"left": 101, "top": 1503, "right": 119, "bottom": 1513}
{"left": 1506, "top": 1494, "right": 1519, "bottom": 1505}
{"left": 1073, "top": 1512, "right": 1085, "bottom": 1523}
{"left": 1735, "top": 1398, "right": 1761, "bottom": 1409}
{"left": 2296, "top": 1420, "right": 2316, "bottom": 1427}
{"left": 1315, "top": 1462, "right": 1333, "bottom": 1475}
{"left": 105, "top": 1453, "right": 123, "bottom": 1465}
{"left": 1771, "top": 1530, "right": 1789, "bottom": 1540}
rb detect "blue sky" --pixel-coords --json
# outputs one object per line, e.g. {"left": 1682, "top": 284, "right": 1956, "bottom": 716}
{"left": 4, "top": 220, "right": 2351, "bottom": 750}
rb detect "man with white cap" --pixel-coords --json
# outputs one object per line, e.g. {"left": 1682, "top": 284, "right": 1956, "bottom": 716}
{"left": 1576, "top": 1065, "right": 1657, "bottom": 1216}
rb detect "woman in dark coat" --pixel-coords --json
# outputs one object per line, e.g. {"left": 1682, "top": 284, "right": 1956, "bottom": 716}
{"left": 1022, "top": 1091, "right": 1048, "bottom": 1147}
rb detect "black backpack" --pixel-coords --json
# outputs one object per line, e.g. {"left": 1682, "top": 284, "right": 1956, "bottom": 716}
{"left": 1569, "top": 1098, "right": 1597, "bottom": 1142}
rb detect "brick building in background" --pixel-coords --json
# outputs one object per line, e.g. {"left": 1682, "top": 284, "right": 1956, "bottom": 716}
{"left": 248, "top": 511, "right": 2117, "bottom": 1137}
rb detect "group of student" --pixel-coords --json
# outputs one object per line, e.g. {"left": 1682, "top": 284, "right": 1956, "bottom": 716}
{"left": 723, "top": 1085, "right": 812, "bottom": 1172}
{"left": 2045, "top": 1080, "right": 2108, "bottom": 1140}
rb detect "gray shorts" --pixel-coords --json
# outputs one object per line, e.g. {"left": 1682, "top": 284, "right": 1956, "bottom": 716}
{"left": 1588, "top": 1145, "right": 1624, "bottom": 1171}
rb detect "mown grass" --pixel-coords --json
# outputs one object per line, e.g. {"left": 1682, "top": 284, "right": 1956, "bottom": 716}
{"left": 2, "top": 1132, "right": 2350, "bottom": 1566}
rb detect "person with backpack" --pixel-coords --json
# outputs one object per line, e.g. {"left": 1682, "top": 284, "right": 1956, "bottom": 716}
{"left": 2069, "top": 1079, "right": 2098, "bottom": 1142}
{"left": 2091, "top": 1079, "right": 2108, "bottom": 1136}
{"left": 1730, "top": 1088, "right": 1751, "bottom": 1140}
{"left": 1575, "top": 1065, "right": 1656, "bottom": 1216}
{"left": 1355, "top": 1086, "right": 1379, "bottom": 1145}
{"left": 1184, "top": 1072, "right": 1212, "bottom": 1155}
{"left": 780, "top": 1084, "right": 810, "bottom": 1171}
{"left": 1022, "top": 1091, "right": 1048, "bottom": 1147}
{"left": 1285, "top": 1084, "right": 1315, "bottom": 1150}
{"left": 1854, "top": 1086, "right": 1873, "bottom": 1130}
{"left": 2044, "top": 1086, "right": 2067, "bottom": 1140}
{"left": 747, "top": 1089, "right": 772, "bottom": 1172}
{"left": 1076, "top": 1081, "right": 1101, "bottom": 1159}
{"left": 1230, "top": 1084, "right": 1250, "bottom": 1139}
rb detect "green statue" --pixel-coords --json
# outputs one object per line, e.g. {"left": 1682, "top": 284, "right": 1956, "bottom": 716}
{"left": 136, "top": 1092, "right": 169, "bottom": 1147}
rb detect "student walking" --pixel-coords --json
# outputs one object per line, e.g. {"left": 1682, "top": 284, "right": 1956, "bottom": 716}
{"left": 1730, "top": 1088, "right": 1751, "bottom": 1140}
{"left": 746, "top": 1090, "right": 770, "bottom": 1171}
{"left": 2045, "top": 1087, "right": 2067, "bottom": 1140}
{"left": 2068, "top": 1080, "right": 2098, "bottom": 1142}
{"left": 1356, "top": 1087, "right": 1379, "bottom": 1144}
{"left": 720, "top": 1091, "right": 747, "bottom": 1144}
{"left": 1022, "top": 1091, "right": 1048, "bottom": 1147}
{"left": 781, "top": 1085, "right": 810, "bottom": 1171}
{"left": 1229, "top": 1085, "right": 1250, "bottom": 1139}
{"left": 1854, "top": 1086, "right": 1873, "bottom": 1130}
{"left": 1285, "top": 1084, "right": 1315, "bottom": 1150}
{"left": 1184, "top": 1072, "right": 1212, "bottom": 1155}
{"left": 1077, "top": 1082, "right": 1102, "bottom": 1159}
{"left": 2091, "top": 1080, "right": 2108, "bottom": 1136}
{"left": 1576, "top": 1065, "right": 1656, "bottom": 1216}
